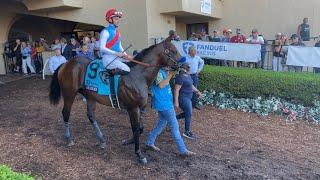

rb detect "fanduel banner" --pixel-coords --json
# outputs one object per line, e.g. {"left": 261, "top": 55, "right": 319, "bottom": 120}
{"left": 173, "top": 41, "right": 261, "bottom": 62}
{"left": 287, "top": 46, "right": 320, "bottom": 68}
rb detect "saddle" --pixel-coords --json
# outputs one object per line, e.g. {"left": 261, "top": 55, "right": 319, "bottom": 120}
{"left": 84, "top": 60, "right": 121, "bottom": 109}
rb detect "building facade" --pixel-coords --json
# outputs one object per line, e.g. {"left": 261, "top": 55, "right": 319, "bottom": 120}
{"left": 1, "top": 0, "right": 319, "bottom": 74}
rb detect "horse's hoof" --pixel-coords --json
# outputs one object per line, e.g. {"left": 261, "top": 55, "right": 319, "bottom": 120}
{"left": 122, "top": 138, "right": 134, "bottom": 146}
{"left": 139, "top": 157, "right": 148, "bottom": 165}
{"left": 100, "top": 142, "right": 107, "bottom": 149}
{"left": 67, "top": 141, "right": 75, "bottom": 147}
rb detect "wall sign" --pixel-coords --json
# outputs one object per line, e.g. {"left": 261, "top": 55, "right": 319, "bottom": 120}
{"left": 201, "top": 0, "right": 212, "bottom": 15}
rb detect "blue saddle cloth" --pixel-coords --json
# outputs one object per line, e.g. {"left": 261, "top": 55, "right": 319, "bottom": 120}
{"left": 84, "top": 59, "right": 120, "bottom": 96}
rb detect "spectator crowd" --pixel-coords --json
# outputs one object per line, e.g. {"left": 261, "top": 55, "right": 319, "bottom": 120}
{"left": 181, "top": 17, "right": 317, "bottom": 72}
{"left": 4, "top": 34, "right": 101, "bottom": 75}
{"left": 3, "top": 17, "right": 319, "bottom": 74}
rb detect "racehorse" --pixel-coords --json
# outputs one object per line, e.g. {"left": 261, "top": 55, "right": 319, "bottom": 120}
{"left": 49, "top": 37, "right": 180, "bottom": 164}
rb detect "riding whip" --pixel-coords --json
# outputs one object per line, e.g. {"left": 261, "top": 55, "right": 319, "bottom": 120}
{"left": 105, "top": 44, "right": 133, "bottom": 68}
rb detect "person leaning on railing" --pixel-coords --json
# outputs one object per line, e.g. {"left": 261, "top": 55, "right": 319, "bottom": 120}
{"left": 288, "top": 34, "right": 305, "bottom": 72}
{"left": 231, "top": 28, "right": 246, "bottom": 67}
{"left": 246, "top": 29, "right": 264, "bottom": 68}
{"left": 272, "top": 33, "right": 286, "bottom": 72}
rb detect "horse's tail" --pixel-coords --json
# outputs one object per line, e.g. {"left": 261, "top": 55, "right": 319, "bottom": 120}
{"left": 49, "top": 65, "right": 62, "bottom": 105}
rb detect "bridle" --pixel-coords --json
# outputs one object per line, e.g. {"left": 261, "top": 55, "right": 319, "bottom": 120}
{"left": 162, "top": 41, "right": 179, "bottom": 67}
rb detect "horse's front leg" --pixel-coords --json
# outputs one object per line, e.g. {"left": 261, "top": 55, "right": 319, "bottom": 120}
{"left": 122, "top": 122, "right": 144, "bottom": 145}
{"left": 128, "top": 107, "right": 147, "bottom": 164}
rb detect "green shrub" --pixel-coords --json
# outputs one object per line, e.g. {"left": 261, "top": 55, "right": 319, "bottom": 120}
{"left": 0, "top": 165, "right": 34, "bottom": 180}
{"left": 199, "top": 66, "right": 320, "bottom": 106}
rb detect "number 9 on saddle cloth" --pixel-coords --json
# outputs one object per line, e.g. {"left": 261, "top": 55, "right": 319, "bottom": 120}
{"left": 84, "top": 59, "right": 121, "bottom": 108}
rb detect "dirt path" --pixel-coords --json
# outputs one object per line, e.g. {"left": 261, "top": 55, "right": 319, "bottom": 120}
{"left": 1, "top": 77, "right": 320, "bottom": 179}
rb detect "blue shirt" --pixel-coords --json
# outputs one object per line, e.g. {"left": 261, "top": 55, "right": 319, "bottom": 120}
{"left": 151, "top": 69, "right": 174, "bottom": 111}
{"left": 77, "top": 51, "right": 94, "bottom": 61}
{"left": 175, "top": 74, "right": 194, "bottom": 99}
{"left": 49, "top": 55, "right": 66, "bottom": 73}
{"left": 21, "top": 47, "right": 32, "bottom": 57}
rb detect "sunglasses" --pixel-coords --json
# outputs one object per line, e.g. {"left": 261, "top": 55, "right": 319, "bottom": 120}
{"left": 114, "top": 11, "right": 123, "bottom": 16}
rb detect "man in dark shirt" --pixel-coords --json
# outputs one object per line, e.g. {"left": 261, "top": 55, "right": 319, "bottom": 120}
{"left": 297, "top": 18, "right": 310, "bottom": 41}
{"left": 13, "top": 39, "right": 22, "bottom": 73}
{"left": 60, "top": 38, "right": 73, "bottom": 60}
{"left": 210, "top": 30, "right": 222, "bottom": 42}
{"left": 70, "top": 38, "right": 80, "bottom": 57}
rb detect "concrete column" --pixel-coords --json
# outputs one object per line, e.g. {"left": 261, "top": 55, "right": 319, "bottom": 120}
{"left": 0, "top": 12, "right": 16, "bottom": 75}
{"left": 0, "top": 42, "right": 5, "bottom": 74}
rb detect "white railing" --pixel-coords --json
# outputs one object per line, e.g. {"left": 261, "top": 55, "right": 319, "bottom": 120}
{"left": 41, "top": 51, "right": 54, "bottom": 80}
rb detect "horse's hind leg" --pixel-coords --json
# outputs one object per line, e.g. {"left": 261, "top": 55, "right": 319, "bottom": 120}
{"left": 62, "top": 95, "right": 76, "bottom": 146}
{"left": 87, "top": 99, "right": 106, "bottom": 149}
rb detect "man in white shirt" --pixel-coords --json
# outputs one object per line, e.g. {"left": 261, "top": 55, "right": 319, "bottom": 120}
{"left": 246, "top": 29, "right": 264, "bottom": 44}
{"left": 49, "top": 47, "right": 67, "bottom": 74}
{"left": 246, "top": 29, "right": 264, "bottom": 68}
{"left": 185, "top": 46, "right": 204, "bottom": 110}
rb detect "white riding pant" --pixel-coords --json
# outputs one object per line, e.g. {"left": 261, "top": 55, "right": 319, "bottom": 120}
{"left": 22, "top": 56, "right": 35, "bottom": 74}
{"left": 102, "top": 54, "right": 130, "bottom": 72}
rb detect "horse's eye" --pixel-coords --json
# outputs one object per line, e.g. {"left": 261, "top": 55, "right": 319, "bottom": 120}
{"left": 164, "top": 49, "right": 170, "bottom": 54}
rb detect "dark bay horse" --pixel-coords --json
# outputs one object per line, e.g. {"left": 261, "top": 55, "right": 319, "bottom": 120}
{"left": 49, "top": 38, "right": 180, "bottom": 164}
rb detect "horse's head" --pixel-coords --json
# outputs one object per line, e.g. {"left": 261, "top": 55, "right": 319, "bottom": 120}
{"left": 160, "top": 37, "right": 181, "bottom": 69}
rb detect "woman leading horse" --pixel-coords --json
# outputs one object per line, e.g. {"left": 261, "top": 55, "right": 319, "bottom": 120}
{"left": 49, "top": 38, "right": 180, "bottom": 164}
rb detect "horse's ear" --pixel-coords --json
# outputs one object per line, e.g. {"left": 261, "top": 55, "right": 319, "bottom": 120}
{"left": 164, "top": 36, "right": 173, "bottom": 43}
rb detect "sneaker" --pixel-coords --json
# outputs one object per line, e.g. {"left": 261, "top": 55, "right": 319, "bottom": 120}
{"left": 183, "top": 131, "right": 196, "bottom": 140}
{"left": 146, "top": 144, "right": 160, "bottom": 152}
{"left": 180, "top": 150, "right": 196, "bottom": 157}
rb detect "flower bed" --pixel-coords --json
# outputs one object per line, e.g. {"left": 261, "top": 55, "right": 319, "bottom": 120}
{"left": 199, "top": 90, "right": 320, "bottom": 122}
{"left": 199, "top": 66, "right": 320, "bottom": 106}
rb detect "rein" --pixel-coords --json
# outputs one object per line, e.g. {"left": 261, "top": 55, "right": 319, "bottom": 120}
{"left": 128, "top": 58, "right": 162, "bottom": 68}
{"left": 128, "top": 41, "right": 178, "bottom": 68}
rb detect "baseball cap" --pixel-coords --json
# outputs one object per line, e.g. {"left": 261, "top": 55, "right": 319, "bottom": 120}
{"left": 291, "top": 34, "right": 298, "bottom": 39}
{"left": 169, "top": 30, "right": 176, "bottom": 36}
{"left": 252, "top": 28, "right": 258, "bottom": 33}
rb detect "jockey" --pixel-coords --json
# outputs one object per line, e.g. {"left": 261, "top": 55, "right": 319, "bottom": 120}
{"left": 100, "top": 9, "right": 132, "bottom": 75}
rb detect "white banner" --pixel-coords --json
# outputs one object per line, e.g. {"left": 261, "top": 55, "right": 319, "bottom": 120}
{"left": 287, "top": 46, "right": 320, "bottom": 68}
{"left": 201, "top": 0, "right": 212, "bottom": 15}
{"left": 173, "top": 41, "right": 261, "bottom": 62}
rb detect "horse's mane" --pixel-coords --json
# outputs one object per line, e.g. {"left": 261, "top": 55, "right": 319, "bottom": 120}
{"left": 134, "top": 44, "right": 157, "bottom": 61}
